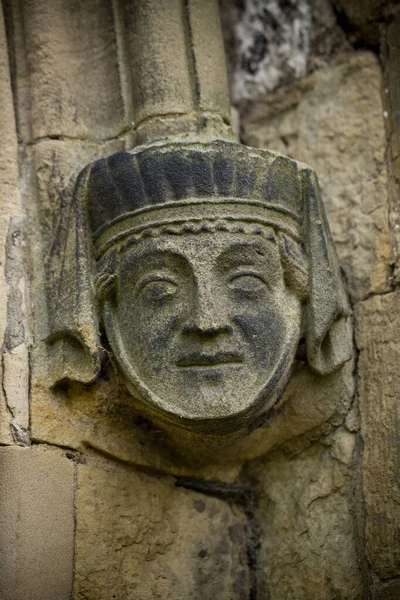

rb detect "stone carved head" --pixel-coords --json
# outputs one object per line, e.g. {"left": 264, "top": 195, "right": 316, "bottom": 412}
{"left": 48, "top": 138, "right": 351, "bottom": 437}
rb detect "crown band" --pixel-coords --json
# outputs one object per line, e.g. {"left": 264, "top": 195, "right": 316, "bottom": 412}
{"left": 93, "top": 198, "right": 301, "bottom": 258}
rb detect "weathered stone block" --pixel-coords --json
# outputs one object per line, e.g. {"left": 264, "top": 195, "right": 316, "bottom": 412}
{"left": 242, "top": 52, "right": 392, "bottom": 301}
{"left": 2, "top": 343, "right": 29, "bottom": 444}
{"left": 0, "top": 4, "right": 29, "bottom": 445}
{"left": 229, "top": 360, "right": 355, "bottom": 463}
{"left": 384, "top": 15, "right": 400, "bottom": 284}
{"left": 0, "top": 445, "right": 75, "bottom": 600}
{"left": 247, "top": 433, "right": 363, "bottom": 599}
{"left": 18, "top": 0, "right": 128, "bottom": 140}
{"left": 30, "top": 139, "right": 126, "bottom": 259}
{"left": 74, "top": 453, "right": 249, "bottom": 600}
{"left": 355, "top": 291, "right": 400, "bottom": 579}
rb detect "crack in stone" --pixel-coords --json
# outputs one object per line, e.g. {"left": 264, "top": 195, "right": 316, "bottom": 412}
{"left": 175, "top": 476, "right": 261, "bottom": 599}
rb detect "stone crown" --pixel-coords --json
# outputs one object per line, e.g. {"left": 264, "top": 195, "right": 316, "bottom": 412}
{"left": 81, "top": 139, "right": 304, "bottom": 257}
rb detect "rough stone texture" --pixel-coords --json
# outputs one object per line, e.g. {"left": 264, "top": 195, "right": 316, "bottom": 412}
{"left": 2, "top": 344, "right": 29, "bottom": 437}
{"left": 246, "top": 429, "right": 363, "bottom": 599}
{"left": 30, "top": 139, "right": 127, "bottom": 273}
{"left": 14, "top": 0, "right": 128, "bottom": 141}
{"left": 75, "top": 452, "right": 250, "bottom": 600}
{"left": 121, "top": 0, "right": 232, "bottom": 144}
{"left": 53, "top": 136, "right": 350, "bottom": 439}
{"left": 355, "top": 291, "right": 400, "bottom": 581}
{"left": 0, "top": 445, "right": 75, "bottom": 600}
{"left": 0, "top": 3, "right": 29, "bottom": 445}
{"left": 371, "top": 579, "right": 400, "bottom": 600}
{"left": 220, "top": 0, "right": 350, "bottom": 105}
{"left": 384, "top": 14, "right": 400, "bottom": 284}
{"left": 335, "top": 0, "right": 398, "bottom": 45}
{"left": 123, "top": 0, "right": 194, "bottom": 126}
{"left": 242, "top": 52, "right": 391, "bottom": 301}
{"left": 7, "top": 0, "right": 232, "bottom": 145}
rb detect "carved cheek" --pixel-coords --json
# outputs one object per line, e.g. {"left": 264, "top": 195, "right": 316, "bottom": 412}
{"left": 233, "top": 303, "right": 287, "bottom": 364}
{"left": 123, "top": 290, "right": 190, "bottom": 352}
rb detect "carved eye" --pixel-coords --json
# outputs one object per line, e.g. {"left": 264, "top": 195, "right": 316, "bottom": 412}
{"left": 228, "top": 274, "right": 267, "bottom": 300}
{"left": 139, "top": 279, "right": 178, "bottom": 303}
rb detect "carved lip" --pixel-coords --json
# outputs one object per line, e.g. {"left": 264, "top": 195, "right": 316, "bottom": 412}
{"left": 176, "top": 351, "right": 244, "bottom": 368}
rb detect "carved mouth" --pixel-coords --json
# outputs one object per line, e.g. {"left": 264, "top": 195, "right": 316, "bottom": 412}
{"left": 176, "top": 351, "right": 244, "bottom": 368}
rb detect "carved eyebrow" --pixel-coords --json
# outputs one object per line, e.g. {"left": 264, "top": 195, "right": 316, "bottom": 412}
{"left": 217, "top": 240, "right": 278, "bottom": 266}
{"left": 132, "top": 248, "right": 183, "bottom": 262}
{"left": 122, "top": 248, "right": 190, "bottom": 273}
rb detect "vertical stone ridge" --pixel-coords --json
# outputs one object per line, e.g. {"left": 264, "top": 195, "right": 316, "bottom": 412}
{"left": 244, "top": 503, "right": 261, "bottom": 600}
{"left": 0, "top": 1, "right": 30, "bottom": 446}
{"left": 126, "top": 0, "right": 233, "bottom": 144}
{"left": 186, "top": 0, "right": 231, "bottom": 123}
{"left": 383, "top": 14, "right": 400, "bottom": 286}
{"left": 71, "top": 457, "right": 78, "bottom": 600}
{"left": 351, "top": 313, "right": 371, "bottom": 597}
{"left": 111, "top": 0, "right": 135, "bottom": 131}
{"left": 184, "top": 0, "right": 201, "bottom": 107}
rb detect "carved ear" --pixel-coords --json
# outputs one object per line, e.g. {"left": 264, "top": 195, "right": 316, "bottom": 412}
{"left": 46, "top": 165, "right": 101, "bottom": 386}
{"left": 303, "top": 168, "right": 352, "bottom": 375}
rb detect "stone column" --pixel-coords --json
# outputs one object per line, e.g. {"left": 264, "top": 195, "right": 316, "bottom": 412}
{"left": 127, "top": 0, "right": 232, "bottom": 143}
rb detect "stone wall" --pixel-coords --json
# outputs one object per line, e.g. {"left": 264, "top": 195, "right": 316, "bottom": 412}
{"left": 226, "top": 0, "right": 400, "bottom": 597}
{"left": 0, "top": 1, "right": 399, "bottom": 599}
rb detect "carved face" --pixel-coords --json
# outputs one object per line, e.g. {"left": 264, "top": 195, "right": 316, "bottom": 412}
{"left": 103, "top": 230, "right": 302, "bottom": 433}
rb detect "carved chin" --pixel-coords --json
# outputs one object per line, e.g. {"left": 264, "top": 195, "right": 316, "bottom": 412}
{"left": 105, "top": 316, "right": 300, "bottom": 436}
{"left": 121, "top": 351, "right": 297, "bottom": 436}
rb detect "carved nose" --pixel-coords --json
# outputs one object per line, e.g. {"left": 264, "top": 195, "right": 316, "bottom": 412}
{"left": 182, "top": 320, "right": 232, "bottom": 337}
{"left": 182, "top": 282, "right": 232, "bottom": 337}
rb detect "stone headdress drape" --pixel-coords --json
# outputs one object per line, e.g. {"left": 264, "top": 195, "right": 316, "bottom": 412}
{"left": 46, "top": 138, "right": 351, "bottom": 386}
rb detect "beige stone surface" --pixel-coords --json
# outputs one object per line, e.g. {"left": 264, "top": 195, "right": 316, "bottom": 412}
{"left": 242, "top": 52, "right": 392, "bottom": 301}
{"left": 355, "top": 291, "right": 400, "bottom": 580}
{"left": 0, "top": 4, "right": 20, "bottom": 339}
{"left": 17, "top": 0, "right": 128, "bottom": 141}
{"left": 0, "top": 362, "right": 13, "bottom": 445}
{"left": 0, "top": 1, "right": 393, "bottom": 598}
{"left": 0, "top": 4, "right": 29, "bottom": 445}
{"left": 30, "top": 139, "right": 127, "bottom": 261}
{"left": 74, "top": 452, "right": 249, "bottom": 600}
{"left": 215, "top": 360, "right": 355, "bottom": 464}
{"left": 124, "top": 0, "right": 195, "bottom": 126}
{"left": 247, "top": 430, "right": 363, "bottom": 599}
{"left": 188, "top": 0, "right": 231, "bottom": 116}
{"left": 2, "top": 344, "right": 29, "bottom": 430}
{"left": 385, "top": 16, "right": 400, "bottom": 284}
{"left": 0, "top": 445, "right": 75, "bottom": 600}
